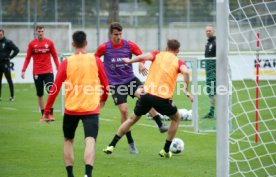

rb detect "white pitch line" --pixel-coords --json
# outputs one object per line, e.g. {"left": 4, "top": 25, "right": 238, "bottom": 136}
{"left": 98, "top": 119, "right": 211, "bottom": 135}
{"left": 137, "top": 123, "right": 156, "bottom": 128}
{"left": 100, "top": 118, "right": 114, "bottom": 122}
{"left": 137, "top": 123, "right": 207, "bottom": 135}
{"left": 32, "top": 109, "right": 62, "bottom": 113}
{"left": 0, "top": 107, "right": 17, "bottom": 111}
{"left": 179, "top": 129, "right": 209, "bottom": 135}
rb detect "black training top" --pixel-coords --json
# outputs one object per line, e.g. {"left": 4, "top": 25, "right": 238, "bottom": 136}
{"left": 0, "top": 37, "right": 19, "bottom": 63}
{"left": 205, "top": 36, "right": 216, "bottom": 58}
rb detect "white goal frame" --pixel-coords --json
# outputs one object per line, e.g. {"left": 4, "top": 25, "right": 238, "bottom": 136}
{"left": 217, "top": 1, "right": 276, "bottom": 177}
{"left": 217, "top": 0, "right": 230, "bottom": 177}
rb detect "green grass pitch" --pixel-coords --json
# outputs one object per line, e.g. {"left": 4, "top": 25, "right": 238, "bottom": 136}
{"left": 0, "top": 81, "right": 275, "bottom": 177}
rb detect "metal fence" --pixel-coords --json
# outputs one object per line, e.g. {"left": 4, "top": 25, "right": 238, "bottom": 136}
{"left": 0, "top": 0, "right": 217, "bottom": 52}
{"left": 0, "top": 0, "right": 216, "bottom": 27}
{"left": 2, "top": 0, "right": 274, "bottom": 53}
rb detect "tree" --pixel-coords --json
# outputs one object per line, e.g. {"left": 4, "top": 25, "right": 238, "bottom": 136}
{"left": 107, "top": 0, "right": 119, "bottom": 23}
{"left": 107, "top": 0, "right": 153, "bottom": 24}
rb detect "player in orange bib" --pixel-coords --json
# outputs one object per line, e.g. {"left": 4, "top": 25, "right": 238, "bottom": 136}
{"left": 41, "top": 31, "right": 109, "bottom": 177}
{"left": 103, "top": 39, "right": 193, "bottom": 158}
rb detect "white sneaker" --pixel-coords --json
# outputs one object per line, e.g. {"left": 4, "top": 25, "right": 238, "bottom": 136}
{"left": 84, "top": 175, "right": 88, "bottom": 177}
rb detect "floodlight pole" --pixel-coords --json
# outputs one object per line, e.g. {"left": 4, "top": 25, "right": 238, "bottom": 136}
{"left": 216, "top": 0, "right": 230, "bottom": 177}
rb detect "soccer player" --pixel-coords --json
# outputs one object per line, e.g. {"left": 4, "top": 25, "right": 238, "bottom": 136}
{"left": 103, "top": 39, "right": 193, "bottom": 158}
{"left": 0, "top": 29, "right": 19, "bottom": 101}
{"left": 203, "top": 25, "right": 216, "bottom": 119}
{"left": 21, "top": 25, "right": 59, "bottom": 115}
{"left": 95, "top": 22, "right": 168, "bottom": 154}
{"left": 41, "top": 31, "right": 109, "bottom": 177}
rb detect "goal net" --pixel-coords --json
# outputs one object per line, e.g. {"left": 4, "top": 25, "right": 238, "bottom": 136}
{"left": 228, "top": 1, "right": 276, "bottom": 176}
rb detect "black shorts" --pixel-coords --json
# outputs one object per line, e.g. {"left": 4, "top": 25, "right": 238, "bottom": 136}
{"left": 134, "top": 94, "right": 178, "bottom": 117}
{"left": 63, "top": 114, "right": 99, "bottom": 140}
{"left": 110, "top": 77, "right": 143, "bottom": 105}
{"left": 33, "top": 73, "right": 54, "bottom": 97}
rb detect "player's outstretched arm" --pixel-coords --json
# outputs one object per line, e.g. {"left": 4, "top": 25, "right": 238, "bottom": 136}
{"left": 122, "top": 53, "right": 153, "bottom": 64}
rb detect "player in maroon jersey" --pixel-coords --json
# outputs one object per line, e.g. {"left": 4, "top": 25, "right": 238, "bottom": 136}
{"left": 21, "top": 25, "right": 60, "bottom": 116}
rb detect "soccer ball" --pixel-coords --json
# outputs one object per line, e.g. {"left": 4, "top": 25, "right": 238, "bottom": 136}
{"left": 146, "top": 113, "right": 153, "bottom": 120}
{"left": 179, "top": 109, "right": 192, "bottom": 121}
{"left": 170, "top": 138, "right": 185, "bottom": 154}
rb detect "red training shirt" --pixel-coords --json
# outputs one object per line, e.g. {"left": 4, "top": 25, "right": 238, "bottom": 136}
{"left": 22, "top": 38, "right": 59, "bottom": 74}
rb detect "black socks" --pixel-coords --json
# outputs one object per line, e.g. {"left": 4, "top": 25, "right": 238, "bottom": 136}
{"left": 40, "top": 109, "right": 44, "bottom": 115}
{"left": 85, "top": 165, "right": 93, "bottom": 177}
{"left": 164, "top": 140, "right": 172, "bottom": 153}
{"left": 109, "top": 134, "right": 122, "bottom": 147}
{"left": 40, "top": 108, "right": 54, "bottom": 115}
{"left": 66, "top": 165, "right": 93, "bottom": 177}
{"left": 126, "top": 131, "right": 134, "bottom": 144}
{"left": 153, "top": 115, "right": 163, "bottom": 128}
{"left": 50, "top": 107, "right": 54, "bottom": 114}
{"left": 66, "top": 166, "right": 74, "bottom": 177}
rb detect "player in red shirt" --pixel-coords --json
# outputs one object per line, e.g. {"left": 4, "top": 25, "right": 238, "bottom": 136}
{"left": 21, "top": 25, "right": 59, "bottom": 116}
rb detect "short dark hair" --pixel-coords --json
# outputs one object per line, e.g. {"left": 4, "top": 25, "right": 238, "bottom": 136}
{"left": 109, "top": 22, "right": 123, "bottom": 34}
{"left": 167, "top": 39, "right": 180, "bottom": 51}
{"left": 0, "top": 29, "right": 4, "bottom": 34}
{"left": 36, "top": 25, "right": 44, "bottom": 30}
{"left": 72, "top": 31, "right": 86, "bottom": 48}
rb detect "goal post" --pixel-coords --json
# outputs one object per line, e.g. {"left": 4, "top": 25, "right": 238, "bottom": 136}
{"left": 218, "top": 0, "right": 276, "bottom": 177}
{"left": 177, "top": 56, "right": 200, "bottom": 132}
{"left": 216, "top": 1, "right": 230, "bottom": 177}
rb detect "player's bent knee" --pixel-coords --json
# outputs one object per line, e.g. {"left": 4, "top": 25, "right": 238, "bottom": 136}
{"left": 129, "top": 115, "right": 140, "bottom": 125}
{"left": 169, "top": 112, "right": 181, "bottom": 122}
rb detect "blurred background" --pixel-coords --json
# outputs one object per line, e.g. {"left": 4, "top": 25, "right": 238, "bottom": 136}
{"left": 0, "top": 0, "right": 275, "bottom": 53}
{"left": 0, "top": 0, "right": 217, "bottom": 53}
